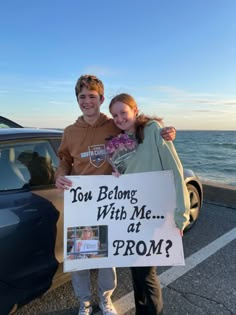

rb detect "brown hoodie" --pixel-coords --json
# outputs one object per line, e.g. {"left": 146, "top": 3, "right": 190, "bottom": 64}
{"left": 55, "top": 113, "right": 120, "bottom": 177}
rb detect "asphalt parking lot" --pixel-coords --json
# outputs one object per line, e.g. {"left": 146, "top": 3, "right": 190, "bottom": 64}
{"left": 15, "top": 184, "right": 236, "bottom": 315}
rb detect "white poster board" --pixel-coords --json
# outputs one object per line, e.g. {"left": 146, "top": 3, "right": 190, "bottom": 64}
{"left": 64, "top": 170, "right": 185, "bottom": 272}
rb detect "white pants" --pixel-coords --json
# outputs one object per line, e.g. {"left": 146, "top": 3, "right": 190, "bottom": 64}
{"left": 71, "top": 267, "right": 117, "bottom": 305}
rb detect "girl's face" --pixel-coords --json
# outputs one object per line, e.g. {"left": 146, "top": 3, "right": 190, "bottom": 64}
{"left": 110, "top": 101, "right": 137, "bottom": 133}
{"left": 82, "top": 227, "right": 92, "bottom": 240}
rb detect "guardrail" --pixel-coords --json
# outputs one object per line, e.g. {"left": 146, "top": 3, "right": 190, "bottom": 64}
{"left": 202, "top": 181, "right": 236, "bottom": 208}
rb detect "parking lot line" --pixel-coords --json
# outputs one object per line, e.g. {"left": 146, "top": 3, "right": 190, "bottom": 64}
{"left": 96, "top": 227, "right": 236, "bottom": 315}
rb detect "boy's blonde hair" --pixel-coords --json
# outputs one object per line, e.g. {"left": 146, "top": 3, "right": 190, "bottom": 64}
{"left": 75, "top": 74, "right": 104, "bottom": 99}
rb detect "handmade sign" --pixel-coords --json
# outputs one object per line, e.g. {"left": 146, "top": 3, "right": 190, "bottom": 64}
{"left": 64, "top": 170, "right": 185, "bottom": 272}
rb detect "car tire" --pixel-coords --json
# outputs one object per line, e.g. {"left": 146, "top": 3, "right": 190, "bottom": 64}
{"left": 185, "top": 183, "right": 201, "bottom": 231}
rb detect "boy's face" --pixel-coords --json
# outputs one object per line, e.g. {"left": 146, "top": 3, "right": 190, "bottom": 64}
{"left": 77, "top": 86, "right": 104, "bottom": 120}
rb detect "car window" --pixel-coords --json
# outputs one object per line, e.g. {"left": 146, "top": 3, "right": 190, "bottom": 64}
{"left": 0, "top": 116, "right": 23, "bottom": 128}
{"left": 0, "top": 121, "right": 16, "bottom": 128}
{"left": 0, "top": 140, "right": 59, "bottom": 191}
{"left": 50, "top": 138, "right": 62, "bottom": 152}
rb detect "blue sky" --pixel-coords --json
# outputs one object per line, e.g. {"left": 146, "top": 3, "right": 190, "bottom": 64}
{"left": 0, "top": 0, "right": 235, "bottom": 130}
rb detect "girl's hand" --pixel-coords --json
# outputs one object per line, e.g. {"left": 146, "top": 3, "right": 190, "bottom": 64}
{"left": 112, "top": 171, "right": 121, "bottom": 177}
{"left": 179, "top": 230, "right": 184, "bottom": 237}
{"left": 76, "top": 241, "right": 82, "bottom": 251}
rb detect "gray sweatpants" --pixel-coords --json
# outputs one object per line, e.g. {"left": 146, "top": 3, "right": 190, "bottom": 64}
{"left": 71, "top": 267, "right": 117, "bottom": 305}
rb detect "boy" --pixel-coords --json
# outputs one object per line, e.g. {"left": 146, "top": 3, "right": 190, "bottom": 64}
{"left": 55, "top": 74, "right": 176, "bottom": 315}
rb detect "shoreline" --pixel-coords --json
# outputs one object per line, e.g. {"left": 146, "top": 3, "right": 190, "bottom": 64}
{"left": 202, "top": 180, "right": 236, "bottom": 209}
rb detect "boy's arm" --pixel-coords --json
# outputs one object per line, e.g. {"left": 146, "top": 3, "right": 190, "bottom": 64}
{"left": 55, "top": 131, "right": 73, "bottom": 189}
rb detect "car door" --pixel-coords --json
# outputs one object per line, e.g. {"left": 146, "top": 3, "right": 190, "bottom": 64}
{"left": 0, "top": 138, "right": 63, "bottom": 314}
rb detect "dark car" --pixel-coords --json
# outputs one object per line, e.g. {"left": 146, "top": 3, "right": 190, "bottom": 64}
{"left": 0, "top": 128, "right": 203, "bottom": 314}
{"left": 0, "top": 116, "right": 23, "bottom": 128}
{"left": 0, "top": 128, "right": 66, "bottom": 315}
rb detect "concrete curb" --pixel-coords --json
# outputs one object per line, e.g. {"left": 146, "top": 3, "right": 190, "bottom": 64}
{"left": 202, "top": 181, "right": 236, "bottom": 209}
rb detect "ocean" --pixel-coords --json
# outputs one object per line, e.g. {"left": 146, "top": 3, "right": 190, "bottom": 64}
{"left": 174, "top": 130, "right": 236, "bottom": 187}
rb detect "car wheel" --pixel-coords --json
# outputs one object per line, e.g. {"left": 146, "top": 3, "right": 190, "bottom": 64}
{"left": 185, "top": 183, "right": 201, "bottom": 230}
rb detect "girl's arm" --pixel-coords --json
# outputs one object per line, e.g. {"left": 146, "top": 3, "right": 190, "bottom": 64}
{"left": 155, "top": 125, "right": 190, "bottom": 231}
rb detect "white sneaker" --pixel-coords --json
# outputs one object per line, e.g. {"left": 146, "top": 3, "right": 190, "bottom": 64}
{"left": 78, "top": 305, "right": 92, "bottom": 315}
{"left": 99, "top": 298, "right": 117, "bottom": 315}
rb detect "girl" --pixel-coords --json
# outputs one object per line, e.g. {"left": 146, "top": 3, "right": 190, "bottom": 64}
{"left": 109, "top": 93, "right": 190, "bottom": 315}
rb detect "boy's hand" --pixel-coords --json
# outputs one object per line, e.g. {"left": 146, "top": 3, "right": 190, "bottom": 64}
{"left": 55, "top": 175, "right": 72, "bottom": 190}
{"left": 161, "top": 126, "right": 176, "bottom": 141}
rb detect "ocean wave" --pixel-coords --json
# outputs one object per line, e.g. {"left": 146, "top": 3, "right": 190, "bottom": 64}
{"left": 175, "top": 130, "right": 236, "bottom": 187}
{"left": 211, "top": 143, "right": 236, "bottom": 150}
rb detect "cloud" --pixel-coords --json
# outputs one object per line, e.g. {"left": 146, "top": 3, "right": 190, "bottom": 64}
{"left": 22, "top": 89, "right": 42, "bottom": 93}
{"left": 151, "top": 85, "right": 236, "bottom": 107}
{"left": 192, "top": 109, "right": 228, "bottom": 113}
{"left": 41, "top": 80, "right": 74, "bottom": 90}
{"left": 46, "top": 80, "right": 74, "bottom": 87}
{"left": 83, "top": 65, "right": 118, "bottom": 77}
{"left": 0, "top": 89, "right": 9, "bottom": 94}
{"left": 48, "top": 100, "right": 73, "bottom": 106}
{"left": 224, "top": 102, "right": 236, "bottom": 105}
{"left": 154, "top": 85, "right": 187, "bottom": 96}
{"left": 193, "top": 109, "right": 215, "bottom": 112}
{"left": 190, "top": 99, "right": 236, "bottom": 106}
